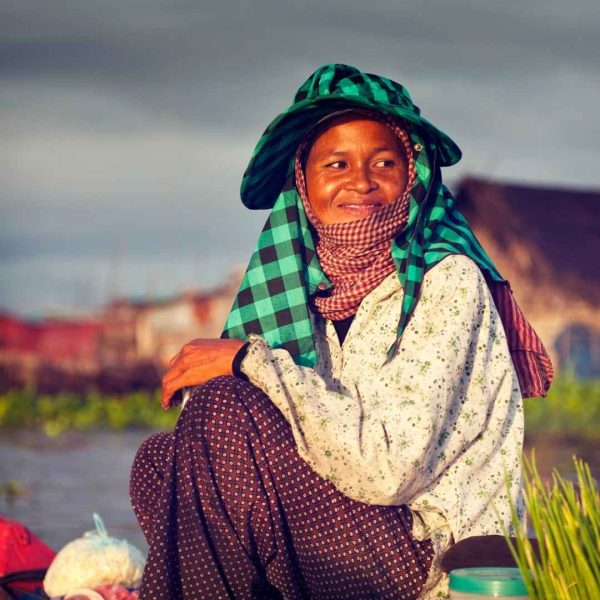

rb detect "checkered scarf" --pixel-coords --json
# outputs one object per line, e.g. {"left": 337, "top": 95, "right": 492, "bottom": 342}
{"left": 294, "top": 110, "right": 416, "bottom": 320}
{"left": 222, "top": 119, "right": 553, "bottom": 397}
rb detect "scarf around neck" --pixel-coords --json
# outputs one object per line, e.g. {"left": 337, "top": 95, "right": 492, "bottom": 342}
{"left": 222, "top": 120, "right": 553, "bottom": 397}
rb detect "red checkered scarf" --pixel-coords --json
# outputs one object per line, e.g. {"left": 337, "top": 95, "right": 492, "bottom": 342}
{"left": 294, "top": 110, "right": 416, "bottom": 320}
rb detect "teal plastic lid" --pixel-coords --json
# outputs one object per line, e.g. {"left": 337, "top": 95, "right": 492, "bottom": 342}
{"left": 449, "top": 568, "right": 528, "bottom": 596}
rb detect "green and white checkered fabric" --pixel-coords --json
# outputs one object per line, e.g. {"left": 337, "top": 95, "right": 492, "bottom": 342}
{"left": 222, "top": 189, "right": 329, "bottom": 366}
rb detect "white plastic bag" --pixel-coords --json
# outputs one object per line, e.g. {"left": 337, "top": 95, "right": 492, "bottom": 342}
{"left": 44, "top": 514, "right": 145, "bottom": 597}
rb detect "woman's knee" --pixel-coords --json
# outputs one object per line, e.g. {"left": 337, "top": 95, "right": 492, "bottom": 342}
{"left": 179, "top": 376, "right": 280, "bottom": 440}
{"left": 189, "top": 375, "right": 253, "bottom": 401}
{"left": 184, "top": 376, "right": 270, "bottom": 417}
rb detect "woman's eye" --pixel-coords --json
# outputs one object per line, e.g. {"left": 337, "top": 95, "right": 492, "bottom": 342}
{"left": 326, "top": 161, "right": 347, "bottom": 169}
{"left": 375, "top": 159, "right": 394, "bottom": 168}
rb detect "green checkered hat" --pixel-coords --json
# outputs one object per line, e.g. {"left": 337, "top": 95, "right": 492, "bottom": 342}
{"left": 241, "top": 63, "right": 462, "bottom": 210}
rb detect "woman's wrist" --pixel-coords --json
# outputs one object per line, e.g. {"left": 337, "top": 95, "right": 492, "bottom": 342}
{"left": 232, "top": 342, "right": 250, "bottom": 380}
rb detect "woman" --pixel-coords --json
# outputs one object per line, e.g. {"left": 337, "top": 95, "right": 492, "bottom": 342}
{"left": 130, "top": 64, "right": 552, "bottom": 599}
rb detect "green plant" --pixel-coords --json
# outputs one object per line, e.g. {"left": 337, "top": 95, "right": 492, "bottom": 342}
{"left": 524, "top": 376, "right": 600, "bottom": 440}
{"left": 506, "top": 453, "right": 600, "bottom": 599}
{"left": 0, "top": 389, "right": 178, "bottom": 433}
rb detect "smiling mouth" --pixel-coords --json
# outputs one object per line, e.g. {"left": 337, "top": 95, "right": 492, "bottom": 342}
{"left": 337, "top": 201, "right": 385, "bottom": 213}
{"left": 339, "top": 201, "right": 383, "bottom": 207}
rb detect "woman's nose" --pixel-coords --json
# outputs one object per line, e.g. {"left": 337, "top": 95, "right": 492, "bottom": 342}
{"left": 345, "top": 166, "right": 377, "bottom": 193}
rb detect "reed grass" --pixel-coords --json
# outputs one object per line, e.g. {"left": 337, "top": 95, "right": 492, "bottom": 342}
{"left": 506, "top": 453, "right": 600, "bottom": 599}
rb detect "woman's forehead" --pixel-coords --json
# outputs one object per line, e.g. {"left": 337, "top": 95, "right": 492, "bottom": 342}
{"left": 307, "top": 117, "right": 404, "bottom": 157}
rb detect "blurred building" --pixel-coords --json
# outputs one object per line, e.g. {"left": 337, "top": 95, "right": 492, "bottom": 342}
{"left": 0, "top": 314, "right": 102, "bottom": 364}
{"left": 105, "top": 274, "right": 242, "bottom": 368}
{"left": 456, "top": 177, "right": 600, "bottom": 378}
{"left": 0, "top": 314, "right": 104, "bottom": 390}
{"left": 0, "top": 270, "right": 242, "bottom": 392}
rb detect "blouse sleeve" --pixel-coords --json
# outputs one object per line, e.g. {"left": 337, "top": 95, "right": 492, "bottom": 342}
{"left": 240, "top": 256, "right": 523, "bottom": 544}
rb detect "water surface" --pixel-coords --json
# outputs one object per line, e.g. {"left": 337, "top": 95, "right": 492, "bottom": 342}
{"left": 1, "top": 429, "right": 598, "bottom": 554}
{"left": 1, "top": 430, "right": 151, "bottom": 553}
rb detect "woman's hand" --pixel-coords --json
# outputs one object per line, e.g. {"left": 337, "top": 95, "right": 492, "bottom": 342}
{"left": 161, "top": 338, "right": 246, "bottom": 409}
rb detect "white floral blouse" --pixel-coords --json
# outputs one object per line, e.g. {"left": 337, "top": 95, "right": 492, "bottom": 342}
{"left": 240, "top": 254, "right": 524, "bottom": 598}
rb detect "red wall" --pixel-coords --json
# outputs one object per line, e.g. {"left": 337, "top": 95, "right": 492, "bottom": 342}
{"left": 0, "top": 314, "right": 103, "bottom": 362}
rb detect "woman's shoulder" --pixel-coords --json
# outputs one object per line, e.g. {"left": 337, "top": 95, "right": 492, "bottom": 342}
{"left": 425, "top": 254, "right": 486, "bottom": 286}
{"left": 417, "top": 254, "right": 491, "bottom": 309}
{"left": 369, "top": 255, "right": 487, "bottom": 308}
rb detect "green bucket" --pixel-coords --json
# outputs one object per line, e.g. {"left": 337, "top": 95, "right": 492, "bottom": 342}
{"left": 449, "top": 567, "right": 529, "bottom": 598}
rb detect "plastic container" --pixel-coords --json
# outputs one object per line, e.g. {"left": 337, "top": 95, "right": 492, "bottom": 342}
{"left": 449, "top": 567, "right": 529, "bottom": 599}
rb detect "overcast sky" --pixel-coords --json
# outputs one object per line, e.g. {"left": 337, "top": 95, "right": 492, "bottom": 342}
{"left": 1, "top": 0, "right": 599, "bottom": 317}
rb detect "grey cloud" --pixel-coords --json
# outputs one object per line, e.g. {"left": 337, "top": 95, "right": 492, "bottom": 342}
{"left": 1, "top": 0, "right": 599, "bottom": 315}
{"left": 2, "top": 0, "right": 598, "bottom": 150}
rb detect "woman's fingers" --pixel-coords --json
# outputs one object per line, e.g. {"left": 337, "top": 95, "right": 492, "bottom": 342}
{"left": 161, "top": 371, "right": 192, "bottom": 408}
{"left": 169, "top": 351, "right": 182, "bottom": 367}
{"left": 163, "top": 350, "right": 212, "bottom": 383}
{"left": 162, "top": 386, "right": 182, "bottom": 410}
{"left": 161, "top": 365, "right": 211, "bottom": 409}
{"left": 168, "top": 348, "right": 202, "bottom": 376}
{"left": 161, "top": 390, "right": 174, "bottom": 410}
{"left": 169, "top": 340, "right": 201, "bottom": 367}
{"left": 166, "top": 356, "right": 190, "bottom": 377}
{"left": 161, "top": 359, "right": 214, "bottom": 403}
{"left": 161, "top": 367, "right": 182, "bottom": 386}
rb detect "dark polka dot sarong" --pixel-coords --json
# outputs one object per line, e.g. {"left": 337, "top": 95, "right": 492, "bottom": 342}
{"left": 130, "top": 376, "right": 433, "bottom": 599}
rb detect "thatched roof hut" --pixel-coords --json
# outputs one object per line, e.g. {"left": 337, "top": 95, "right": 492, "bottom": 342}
{"left": 455, "top": 177, "right": 600, "bottom": 378}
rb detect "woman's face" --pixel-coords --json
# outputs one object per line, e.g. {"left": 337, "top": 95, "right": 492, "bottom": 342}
{"left": 305, "top": 117, "right": 409, "bottom": 225}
